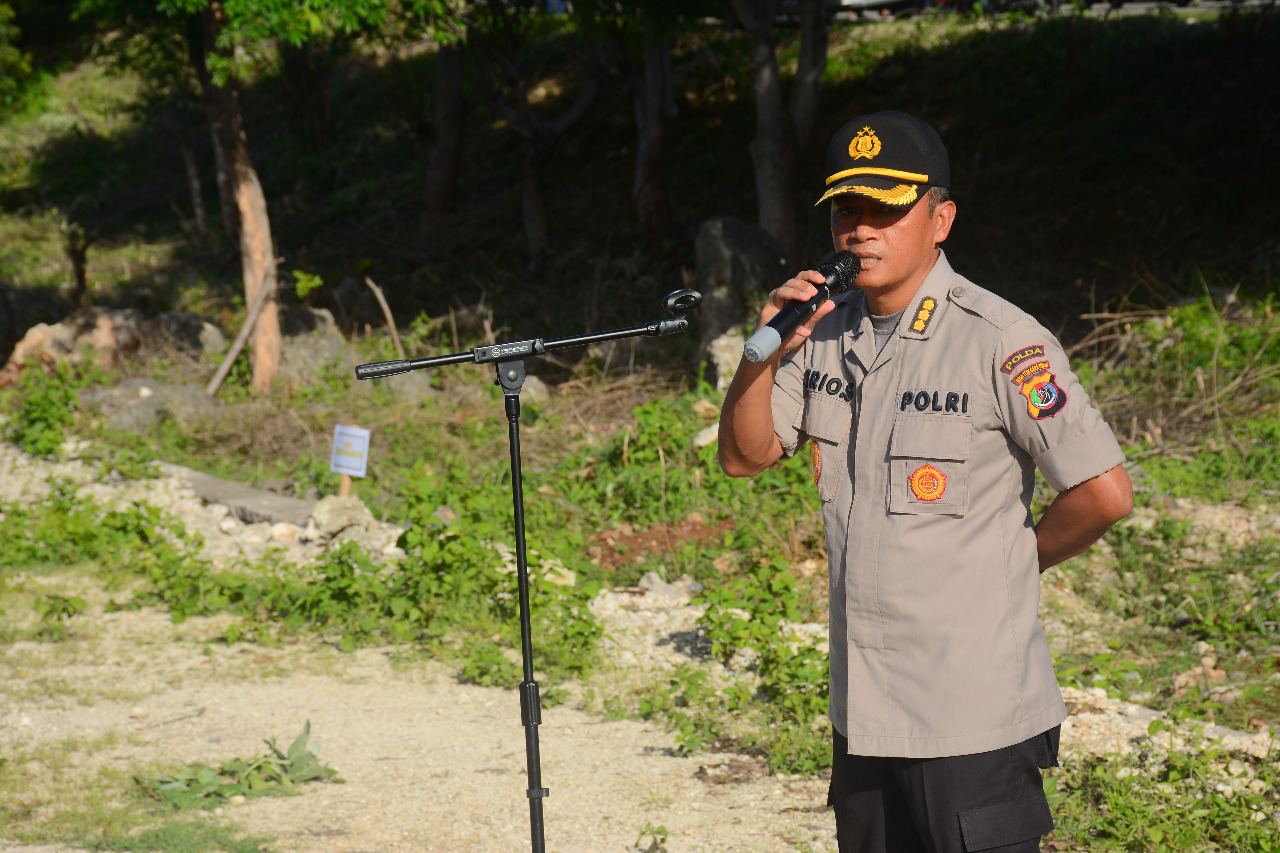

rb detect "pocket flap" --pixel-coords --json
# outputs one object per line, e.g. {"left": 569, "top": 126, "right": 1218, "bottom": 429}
{"left": 890, "top": 415, "right": 970, "bottom": 460}
{"left": 958, "top": 793, "right": 1054, "bottom": 851}
{"left": 802, "top": 401, "right": 851, "bottom": 445}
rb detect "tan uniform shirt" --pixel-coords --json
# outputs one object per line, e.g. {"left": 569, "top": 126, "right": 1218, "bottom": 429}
{"left": 771, "top": 251, "right": 1124, "bottom": 758}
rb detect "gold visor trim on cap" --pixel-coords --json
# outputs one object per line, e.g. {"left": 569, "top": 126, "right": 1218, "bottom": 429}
{"left": 825, "top": 167, "right": 929, "bottom": 186}
{"left": 817, "top": 183, "right": 919, "bottom": 207}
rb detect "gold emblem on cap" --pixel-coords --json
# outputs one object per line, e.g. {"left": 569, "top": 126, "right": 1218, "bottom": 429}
{"left": 848, "top": 126, "right": 882, "bottom": 160}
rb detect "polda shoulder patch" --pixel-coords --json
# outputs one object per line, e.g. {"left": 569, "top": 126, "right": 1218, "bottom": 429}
{"left": 1001, "top": 343, "right": 1067, "bottom": 419}
{"left": 1001, "top": 345, "right": 1046, "bottom": 375}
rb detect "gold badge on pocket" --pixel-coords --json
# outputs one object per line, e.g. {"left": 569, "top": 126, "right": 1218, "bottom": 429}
{"left": 908, "top": 463, "right": 947, "bottom": 502}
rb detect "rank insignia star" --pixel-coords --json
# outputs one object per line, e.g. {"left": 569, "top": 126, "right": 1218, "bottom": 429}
{"left": 912, "top": 297, "right": 937, "bottom": 334}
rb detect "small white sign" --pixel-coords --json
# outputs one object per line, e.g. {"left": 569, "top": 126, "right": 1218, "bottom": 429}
{"left": 330, "top": 424, "right": 371, "bottom": 478}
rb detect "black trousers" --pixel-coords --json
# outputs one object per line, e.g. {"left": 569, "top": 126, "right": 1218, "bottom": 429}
{"left": 827, "top": 727, "right": 1059, "bottom": 853}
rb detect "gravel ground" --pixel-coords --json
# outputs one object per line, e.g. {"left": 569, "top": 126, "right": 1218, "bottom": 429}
{"left": 2, "top": 436, "right": 1278, "bottom": 852}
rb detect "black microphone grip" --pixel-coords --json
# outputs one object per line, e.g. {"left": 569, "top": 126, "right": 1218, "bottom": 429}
{"left": 742, "top": 291, "right": 829, "bottom": 363}
{"left": 356, "top": 360, "right": 414, "bottom": 380}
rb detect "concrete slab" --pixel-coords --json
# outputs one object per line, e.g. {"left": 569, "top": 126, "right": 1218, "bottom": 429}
{"left": 157, "top": 462, "right": 313, "bottom": 526}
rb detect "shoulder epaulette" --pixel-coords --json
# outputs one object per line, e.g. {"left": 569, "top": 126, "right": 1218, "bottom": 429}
{"left": 947, "top": 281, "right": 1021, "bottom": 332}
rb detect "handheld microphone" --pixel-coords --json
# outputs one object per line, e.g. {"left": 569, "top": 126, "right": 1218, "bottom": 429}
{"left": 743, "top": 251, "right": 860, "bottom": 363}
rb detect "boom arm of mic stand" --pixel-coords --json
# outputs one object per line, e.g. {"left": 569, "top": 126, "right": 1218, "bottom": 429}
{"left": 353, "top": 289, "right": 700, "bottom": 380}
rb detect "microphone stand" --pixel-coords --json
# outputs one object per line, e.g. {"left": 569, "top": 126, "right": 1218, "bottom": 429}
{"left": 354, "top": 289, "right": 701, "bottom": 853}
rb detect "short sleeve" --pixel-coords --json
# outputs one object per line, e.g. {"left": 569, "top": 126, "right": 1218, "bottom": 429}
{"left": 771, "top": 349, "right": 808, "bottom": 459}
{"left": 992, "top": 318, "right": 1125, "bottom": 492}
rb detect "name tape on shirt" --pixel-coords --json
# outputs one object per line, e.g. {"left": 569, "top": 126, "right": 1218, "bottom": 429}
{"left": 804, "top": 369, "right": 855, "bottom": 402}
{"left": 899, "top": 390, "right": 969, "bottom": 414}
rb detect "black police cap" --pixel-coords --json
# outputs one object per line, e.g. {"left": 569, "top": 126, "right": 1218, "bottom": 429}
{"left": 817, "top": 111, "right": 950, "bottom": 209}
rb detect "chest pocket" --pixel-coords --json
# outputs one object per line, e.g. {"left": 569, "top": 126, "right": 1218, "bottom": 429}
{"left": 888, "top": 415, "right": 971, "bottom": 516}
{"left": 801, "top": 400, "right": 851, "bottom": 503}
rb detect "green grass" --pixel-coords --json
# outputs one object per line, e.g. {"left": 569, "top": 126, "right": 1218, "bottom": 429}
{"left": 1046, "top": 738, "right": 1280, "bottom": 852}
{"left": 0, "top": 732, "right": 272, "bottom": 852}
{"left": 3, "top": 8, "right": 1280, "bottom": 847}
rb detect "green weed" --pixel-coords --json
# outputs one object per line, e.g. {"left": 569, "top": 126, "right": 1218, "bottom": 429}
{"left": 139, "top": 721, "right": 340, "bottom": 810}
{"left": 458, "top": 640, "right": 521, "bottom": 687}
{"left": 0, "top": 480, "right": 196, "bottom": 575}
{"left": 639, "top": 558, "right": 832, "bottom": 776}
{"left": 1055, "top": 510, "right": 1280, "bottom": 732}
{"left": 31, "top": 592, "right": 86, "bottom": 640}
{"left": 1046, "top": 734, "right": 1280, "bottom": 852}
{"left": 4, "top": 362, "right": 91, "bottom": 458}
{"left": 634, "top": 821, "right": 669, "bottom": 853}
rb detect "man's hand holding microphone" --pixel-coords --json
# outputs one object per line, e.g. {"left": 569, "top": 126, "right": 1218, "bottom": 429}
{"left": 718, "top": 251, "right": 860, "bottom": 478}
{"left": 743, "top": 251, "right": 860, "bottom": 363}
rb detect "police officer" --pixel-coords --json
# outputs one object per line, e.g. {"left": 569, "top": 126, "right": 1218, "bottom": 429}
{"left": 718, "top": 111, "right": 1133, "bottom": 852}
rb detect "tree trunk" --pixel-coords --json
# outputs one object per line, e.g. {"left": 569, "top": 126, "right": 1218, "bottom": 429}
{"left": 187, "top": 22, "right": 238, "bottom": 242}
{"left": 474, "top": 3, "right": 599, "bottom": 272}
{"left": 522, "top": 147, "right": 549, "bottom": 276}
{"left": 279, "top": 40, "right": 333, "bottom": 155}
{"left": 424, "top": 42, "right": 465, "bottom": 227}
{"left": 209, "top": 124, "right": 237, "bottom": 241}
{"left": 633, "top": 25, "right": 676, "bottom": 253}
{"left": 64, "top": 222, "right": 91, "bottom": 308}
{"left": 174, "top": 124, "right": 207, "bottom": 237}
{"left": 731, "top": 0, "right": 801, "bottom": 269}
{"left": 791, "top": 0, "right": 828, "bottom": 152}
{"left": 201, "top": 1, "right": 281, "bottom": 395}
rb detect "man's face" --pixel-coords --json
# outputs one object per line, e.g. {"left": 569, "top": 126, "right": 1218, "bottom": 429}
{"left": 829, "top": 193, "right": 956, "bottom": 309}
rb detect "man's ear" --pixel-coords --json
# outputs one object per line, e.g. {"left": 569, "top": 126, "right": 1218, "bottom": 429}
{"left": 932, "top": 200, "right": 957, "bottom": 244}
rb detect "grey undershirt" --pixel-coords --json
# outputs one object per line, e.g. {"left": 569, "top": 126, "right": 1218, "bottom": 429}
{"left": 871, "top": 308, "right": 906, "bottom": 354}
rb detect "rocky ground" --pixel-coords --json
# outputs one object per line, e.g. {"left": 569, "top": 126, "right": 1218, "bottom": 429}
{"left": 2, "top": 436, "right": 1279, "bottom": 852}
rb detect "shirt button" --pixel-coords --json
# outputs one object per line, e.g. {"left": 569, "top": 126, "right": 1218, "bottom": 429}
{"left": 951, "top": 286, "right": 967, "bottom": 298}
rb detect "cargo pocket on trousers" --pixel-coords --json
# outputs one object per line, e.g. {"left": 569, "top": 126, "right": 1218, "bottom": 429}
{"left": 801, "top": 400, "right": 851, "bottom": 503}
{"left": 957, "top": 794, "right": 1054, "bottom": 851}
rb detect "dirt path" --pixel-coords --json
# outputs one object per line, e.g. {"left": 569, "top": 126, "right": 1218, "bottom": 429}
{"left": 0, "top": 608, "right": 836, "bottom": 853}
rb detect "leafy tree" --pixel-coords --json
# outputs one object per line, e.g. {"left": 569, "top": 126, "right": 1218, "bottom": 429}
{"left": 580, "top": 0, "right": 706, "bottom": 253}
{"left": 75, "top": 0, "right": 387, "bottom": 393}
{"left": 0, "top": 1, "right": 33, "bottom": 114}
{"left": 391, "top": 1, "right": 468, "bottom": 232}
{"left": 467, "top": 1, "right": 604, "bottom": 275}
